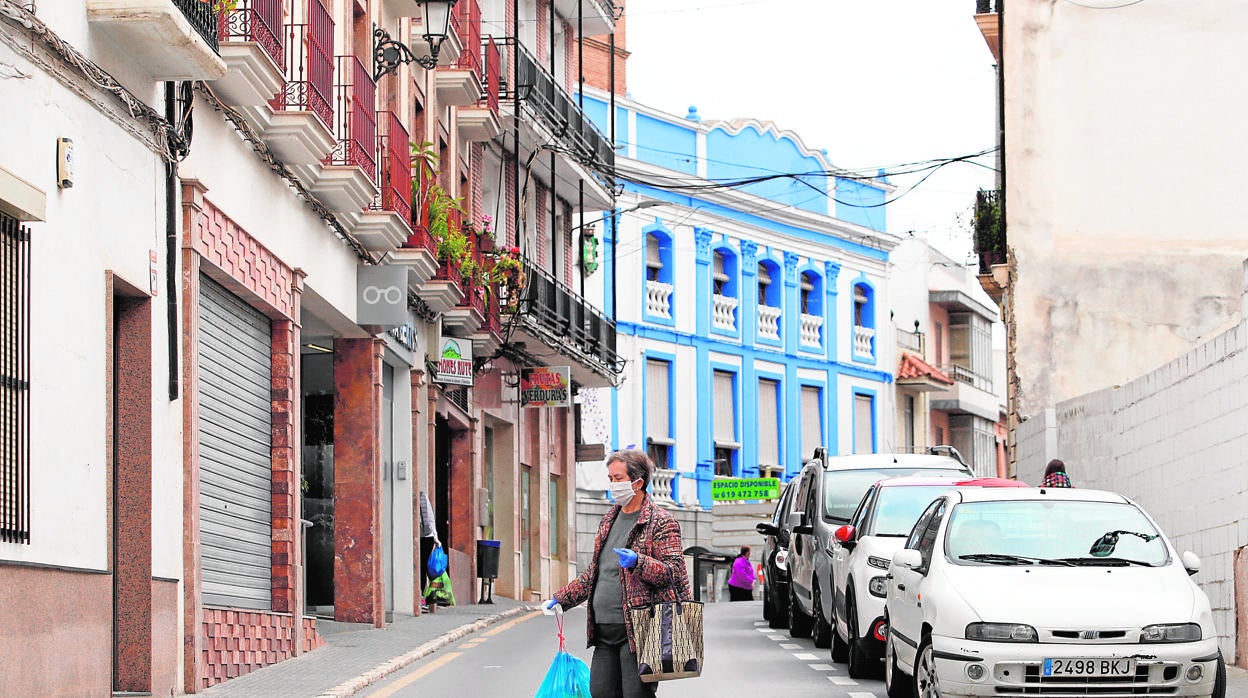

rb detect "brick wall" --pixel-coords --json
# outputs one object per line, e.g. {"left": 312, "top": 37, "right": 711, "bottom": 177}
{"left": 200, "top": 609, "right": 324, "bottom": 689}
{"left": 1027, "top": 316, "right": 1248, "bottom": 663}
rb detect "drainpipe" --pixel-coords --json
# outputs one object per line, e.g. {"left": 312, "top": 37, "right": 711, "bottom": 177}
{"left": 164, "top": 81, "right": 180, "bottom": 401}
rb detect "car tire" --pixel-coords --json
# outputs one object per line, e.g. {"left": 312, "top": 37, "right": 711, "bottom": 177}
{"left": 830, "top": 607, "right": 848, "bottom": 662}
{"left": 846, "top": 594, "right": 875, "bottom": 679}
{"left": 915, "top": 634, "right": 941, "bottom": 698}
{"left": 1213, "top": 650, "right": 1226, "bottom": 698}
{"left": 884, "top": 626, "right": 911, "bottom": 698}
{"left": 762, "top": 586, "right": 771, "bottom": 621}
{"left": 768, "top": 582, "right": 788, "bottom": 629}
{"left": 788, "top": 585, "right": 813, "bottom": 638}
{"left": 811, "top": 579, "right": 832, "bottom": 648}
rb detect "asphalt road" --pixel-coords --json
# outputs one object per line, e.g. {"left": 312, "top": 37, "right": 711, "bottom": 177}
{"left": 357, "top": 599, "right": 886, "bottom": 697}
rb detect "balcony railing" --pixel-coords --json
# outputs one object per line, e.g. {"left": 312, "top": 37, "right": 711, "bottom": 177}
{"left": 517, "top": 256, "right": 621, "bottom": 377}
{"left": 896, "top": 327, "right": 925, "bottom": 354}
{"left": 650, "top": 468, "right": 677, "bottom": 508}
{"left": 327, "top": 55, "right": 378, "bottom": 183}
{"left": 456, "top": 0, "right": 482, "bottom": 74}
{"left": 218, "top": 0, "right": 283, "bottom": 69}
{"left": 271, "top": 3, "right": 334, "bottom": 129}
{"left": 645, "top": 280, "right": 673, "bottom": 319}
{"left": 433, "top": 258, "right": 464, "bottom": 289}
{"left": 712, "top": 294, "right": 738, "bottom": 332}
{"left": 941, "top": 363, "right": 993, "bottom": 393}
{"left": 509, "top": 40, "right": 614, "bottom": 176}
{"left": 757, "top": 304, "right": 781, "bottom": 341}
{"left": 853, "top": 325, "right": 875, "bottom": 359}
{"left": 481, "top": 36, "right": 501, "bottom": 114}
{"left": 799, "top": 313, "right": 823, "bottom": 348}
{"left": 175, "top": 0, "right": 220, "bottom": 52}
{"left": 377, "top": 111, "right": 412, "bottom": 222}
{"left": 404, "top": 174, "right": 437, "bottom": 254}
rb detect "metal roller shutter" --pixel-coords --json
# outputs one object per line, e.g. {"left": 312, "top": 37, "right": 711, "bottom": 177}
{"left": 198, "top": 276, "right": 273, "bottom": 610}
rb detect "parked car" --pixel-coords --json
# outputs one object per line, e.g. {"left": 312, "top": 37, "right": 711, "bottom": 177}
{"left": 828, "top": 476, "right": 1027, "bottom": 677}
{"left": 756, "top": 477, "right": 800, "bottom": 628}
{"left": 785, "top": 447, "right": 973, "bottom": 647}
{"left": 884, "top": 486, "right": 1226, "bottom": 698}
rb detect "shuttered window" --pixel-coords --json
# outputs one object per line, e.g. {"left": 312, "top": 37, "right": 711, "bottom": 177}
{"left": 0, "top": 213, "right": 29, "bottom": 544}
{"left": 713, "top": 371, "right": 736, "bottom": 444}
{"left": 646, "top": 359, "right": 672, "bottom": 469}
{"left": 800, "top": 386, "right": 822, "bottom": 462}
{"left": 757, "top": 379, "right": 779, "bottom": 468}
{"left": 853, "top": 392, "right": 875, "bottom": 454}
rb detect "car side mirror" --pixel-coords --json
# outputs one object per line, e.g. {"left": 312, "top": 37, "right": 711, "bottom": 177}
{"left": 756, "top": 522, "right": 780, "bottom": 537}
{"left": 834, "top": 525, "right": 856, "bottom": 550}
{"left": 1181, "top": 551, "right": 1201, "bottom": 576}
{"left": 787, "top": 511, "right": 806, "bottom": 530}
{"left": 892, "top": 549, "right": 922, "bottom": 571}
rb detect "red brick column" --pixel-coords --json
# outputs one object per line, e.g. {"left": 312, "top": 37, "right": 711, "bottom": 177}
{"left": 333, "top": 338, "right": 385, "bottom": 626}
{"left": 271, "top": 315, "right": 299, "bottom": 613}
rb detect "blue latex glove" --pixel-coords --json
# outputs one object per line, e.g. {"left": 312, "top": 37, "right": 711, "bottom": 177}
{"left": 542, "top": 598, "right": 563, "bottom": 616}
{"left": 614, "top": 547, "right": 638, "bottom": 569}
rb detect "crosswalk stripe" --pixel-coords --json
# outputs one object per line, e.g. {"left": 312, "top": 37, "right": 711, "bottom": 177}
{"left": 780, "top": 643, "right": 801, "bottom": 649}
{"left": 828, "top": 676, "right": 858, "bottom": 685}
{"left": 756, "top": 628, "right": 777, "bottom": 633}
{"left": 767, "top": 635, "right": 784, "bottom": 640}
{"left": 808, "top": 663, "right": 835, "bottom": 671}
{"left": 793, "top": 652, "right": 819, "bottom": 660}
{"left": 847, "top": 693, "right": 877, "bottom": 698}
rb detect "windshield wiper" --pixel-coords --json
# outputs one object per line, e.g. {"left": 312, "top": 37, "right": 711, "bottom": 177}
{"left": 1058, "top": 556, "right": 1153, "bottom": 567}
{"left": 958, "top": 553, "right": 1035, "bottom": 565}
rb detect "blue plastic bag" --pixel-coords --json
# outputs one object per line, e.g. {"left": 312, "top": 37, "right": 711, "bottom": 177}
{"left": 535, "top": 613, "right": 590, "bottom": 697}
{"left": 427, "top": 543, "right": 448, "bottom": 578}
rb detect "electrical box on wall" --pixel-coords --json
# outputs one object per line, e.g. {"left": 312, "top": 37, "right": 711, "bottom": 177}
{"left": 57, "top": 138, "right": 74, "bottom": 189}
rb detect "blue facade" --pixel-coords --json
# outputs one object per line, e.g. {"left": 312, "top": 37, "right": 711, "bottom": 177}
{"left": 584, "top": 95, "right": 894, "bottom": 509}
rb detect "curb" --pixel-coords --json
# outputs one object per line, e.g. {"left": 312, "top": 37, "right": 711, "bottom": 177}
{"left": 317, "top": 605, "right": 538, "bottom": 697}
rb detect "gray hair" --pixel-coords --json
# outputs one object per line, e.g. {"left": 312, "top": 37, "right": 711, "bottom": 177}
{"left": 607, "top": 449, "right": 654, "bottom": 490}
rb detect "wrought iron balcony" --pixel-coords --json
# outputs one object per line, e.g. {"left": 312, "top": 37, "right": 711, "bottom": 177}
{"left": 327, "top": 55, "right": 378, "bottom": 184}
{"left": 271, "top": 8, "right": 334, "bottom": 130}
{"left": 509, "top": 40, "right": 614, "bottom": 177}
{"left": 87, "top": 0, "right": 226, "bottom": 79}
{"left": 511, "top": 256, "right": 621, "bottom": 387}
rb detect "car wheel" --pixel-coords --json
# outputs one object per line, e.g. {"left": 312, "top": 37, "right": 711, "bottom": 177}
{"left": 846, "top": 594, "right": 875, "bottom": 679}
{"left": 916, "top": 635, "right": 941, "bottom": 698}
{"left": 830, "top": 605, "right": 848, "bottom": 662}
{"left": 762, "top": 586, "right": 771, "bottom": 621}
{"left": 884, "top": 626, "right": 911, "bottom": 698}
{"left": 788, "top": 585, "right": 813, "bottom": 638}
{"left": 1213, "top": 650, "right": 1226, "bottom": 698}
{"left": 811, "top": 580, "right": 832, "bottom": 648}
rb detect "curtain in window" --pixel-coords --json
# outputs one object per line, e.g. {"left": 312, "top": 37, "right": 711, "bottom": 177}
{"left": 853, "top": 393, "right": 874, "bottom": 454}
{"left": 801, "top": 386, "right": 822, "bottom": 461}
{"left": 713, "top": 370, "right": 735, "bottom": 443}
{"left": 758, "top": 379, "right": 779, "bottom": 467}
{"left": 646, "top": 359, "right": 670, "bottom": 440}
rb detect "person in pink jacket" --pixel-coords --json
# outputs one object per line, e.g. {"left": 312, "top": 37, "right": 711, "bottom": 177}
{"left": 727, "top": 546, "right": 755, "bottom": 601}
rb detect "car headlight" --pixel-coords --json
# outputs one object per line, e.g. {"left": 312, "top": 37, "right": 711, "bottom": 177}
{"left": 965, "top": 622, "right": 1038, "bottom": 642}
{"left": 867, "top": 555, "right": 890, "bottom": 570}
{"left": 868, "top": 576, "right": 887, "bottom": 598}
{"left": 775, "top": 549, "right": 788, "bottom": 571}
{"left": 1140, "top": 623, "right": 1201, "bottom": 643}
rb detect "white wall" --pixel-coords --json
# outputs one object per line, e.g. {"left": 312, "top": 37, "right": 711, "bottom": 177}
{"left": 1006, "top": 0, "right": 1248, "bottom": 415}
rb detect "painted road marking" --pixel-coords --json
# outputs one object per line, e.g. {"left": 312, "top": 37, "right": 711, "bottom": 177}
{"left": 754, "top": 621, "right": 767, "bottom": 626}
{"left": 367, "top": 652, "right": 462, "bottom": 698}
{"left": 780, "top": 643, "right": 801, "bottom": 649}
{"left": 757, "top": 627, "right": 777, "bottom": 633}
{"left": 767, "top": 635, "right": 784, "bottom": 640}
{"left": 808, "top": 663, "right": 835, "bottom": 671}
{"left": 793, "top": 652, "right": 819, "bottom": 660}
{"left": 847, "top": 693, "right": 877, "bottom": 698}
{"left": 483, "top": 610, "right": 541, "bottom": 637}
{"left": 828, "top": 676, "right": 858, "bottom": 685}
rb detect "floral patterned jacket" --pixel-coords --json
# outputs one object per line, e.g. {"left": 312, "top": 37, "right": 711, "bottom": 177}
{"left": 552, "top": 494, "right": 691, "bottom": 651}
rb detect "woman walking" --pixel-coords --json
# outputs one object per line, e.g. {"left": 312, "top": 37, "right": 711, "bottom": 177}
{"left": 543, "top": 449, "right": 689, "bottom": 698}
{"left": 727, "top": 546, "right": 755, "bottom": 601}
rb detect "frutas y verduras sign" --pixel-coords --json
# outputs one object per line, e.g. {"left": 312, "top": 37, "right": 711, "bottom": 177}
{"left": 710, "top": 477, "right": 781, "bottom": 502}
{"left": 520, "top": 366, "right": 571, "bottom": 408}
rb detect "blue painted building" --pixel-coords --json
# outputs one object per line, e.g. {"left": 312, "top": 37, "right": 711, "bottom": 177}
{"left": 578, "top": 92, "right": 902, "bottom": 509}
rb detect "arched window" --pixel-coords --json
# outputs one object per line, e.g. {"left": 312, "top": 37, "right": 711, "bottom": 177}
{"left": 853, "top": 282, "right": 874, "bottom": 328}
{"left": 757, "top": 261, "right": 780, "bottom": 307}
{"left": 800, "top": 270, "right": 822, "bottom": 315}
{"left": 712, "top": 248, "right": 737, "bottom": 297}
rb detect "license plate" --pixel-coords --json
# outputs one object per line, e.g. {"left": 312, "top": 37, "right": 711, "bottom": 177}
{"left": 1043, "top": 657, "right": 1136, "bottom": 677}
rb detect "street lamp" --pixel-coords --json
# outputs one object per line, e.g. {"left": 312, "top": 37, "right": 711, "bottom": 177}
{"left": 372, "top": 1, "right": 459, "bottom": 80}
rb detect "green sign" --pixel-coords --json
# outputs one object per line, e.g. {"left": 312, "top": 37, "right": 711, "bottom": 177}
{"left": 711, "top": 477, "right": 781, "bottom": 502}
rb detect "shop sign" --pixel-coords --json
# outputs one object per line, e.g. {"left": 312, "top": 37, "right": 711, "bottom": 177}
{"left": 710, "top": 477, "right": 781, "bottom": 502}
{"left": 520, "top": 366, "right": 571, "bottom": 408}
{"left": 435, "top": 337, "right": 473, "bottom": 386}
{"left": 388, "top": 321, "right": 416, "bottom": 351}
{"left": 356, "top": 265, "right": 408, "bottom": 327}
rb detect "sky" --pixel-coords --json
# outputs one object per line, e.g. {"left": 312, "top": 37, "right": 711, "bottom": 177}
{"left": 619, "top": 0, "right": 1000, "bottom": 260}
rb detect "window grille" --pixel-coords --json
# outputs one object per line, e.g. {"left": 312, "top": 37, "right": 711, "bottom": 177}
{"left": 0, "top": 213, "right": 30, "bottom": 544}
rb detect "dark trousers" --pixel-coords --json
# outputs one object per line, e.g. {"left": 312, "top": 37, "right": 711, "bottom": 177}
{"left": 590, "top": 623, "right": 656, "bottom": 698}
{"left": 728, "top": 585, "right": 753, "bottom": 601}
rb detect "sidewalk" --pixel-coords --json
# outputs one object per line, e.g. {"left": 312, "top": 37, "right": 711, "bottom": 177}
{"left": 200, "top": 596, "right": 534, "bottom": 698}
{"left": 1229, "top": 662, "right": 1248, "bottom": 695}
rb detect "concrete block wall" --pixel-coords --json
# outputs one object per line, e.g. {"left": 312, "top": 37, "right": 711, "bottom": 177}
{"left": 1014, "top": 407, "right": 1056, "bottom": 484}
{"left": 1032, "top": 319, "right": 1248, "bottom": 662}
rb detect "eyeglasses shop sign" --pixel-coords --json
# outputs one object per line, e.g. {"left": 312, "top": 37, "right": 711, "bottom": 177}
{"left": 520, "top": 367, "right": 571, "bottom": 408}
{"left": 435, "top": 337, "right": 473, "bottom": 386}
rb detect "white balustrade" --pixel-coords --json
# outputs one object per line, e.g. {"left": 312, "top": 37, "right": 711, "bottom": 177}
{"left": 646, "top": 280, "right": 673, "bottom": 318}
{"left": 649, "top": 468, "right": 678, "bottom": 508}
{"left": 757, "top": 304, "right": 781, "bottom": 340}
{"left": 853, "top": 325, "right": 875, "bottom": 359}
{"left": 712, "top": 294, "right": 738, "bottom": 332}
{"left": 800, "top": 313, "right": 823, "bottom": 348}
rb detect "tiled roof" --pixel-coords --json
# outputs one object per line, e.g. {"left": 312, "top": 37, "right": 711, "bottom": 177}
{"left": 898, "top": 352, "right": 954, "bottom": 385}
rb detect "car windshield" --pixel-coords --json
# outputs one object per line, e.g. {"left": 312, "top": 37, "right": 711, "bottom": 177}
{"left": 822, "top": 467, "right": 968, "bottom": 522}
{"left": 870, "top": 485, "right": 958, "bottom": 536}
{"left": 946, "top": 500, "right": 1168, "bottom": 566}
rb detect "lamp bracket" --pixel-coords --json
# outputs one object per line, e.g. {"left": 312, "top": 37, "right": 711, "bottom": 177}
{"left": 373, "top": 26, "right": 439, "bottom": 81}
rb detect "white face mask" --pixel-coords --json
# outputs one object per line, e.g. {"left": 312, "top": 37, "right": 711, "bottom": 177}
{"left": 609, "top": 479, "right": 641, "bottom": 506}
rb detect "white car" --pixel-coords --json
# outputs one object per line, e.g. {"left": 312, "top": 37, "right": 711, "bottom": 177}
{"left": 828, "top": 476, "right": 1027, "bottom": 678}
{"left": 884, "top": 487, "right": 1226, "bottom": 698}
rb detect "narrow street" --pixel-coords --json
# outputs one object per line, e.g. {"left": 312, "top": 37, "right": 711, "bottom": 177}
{"left": 358, "top": 601, "right": 885, "bottom": 697}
